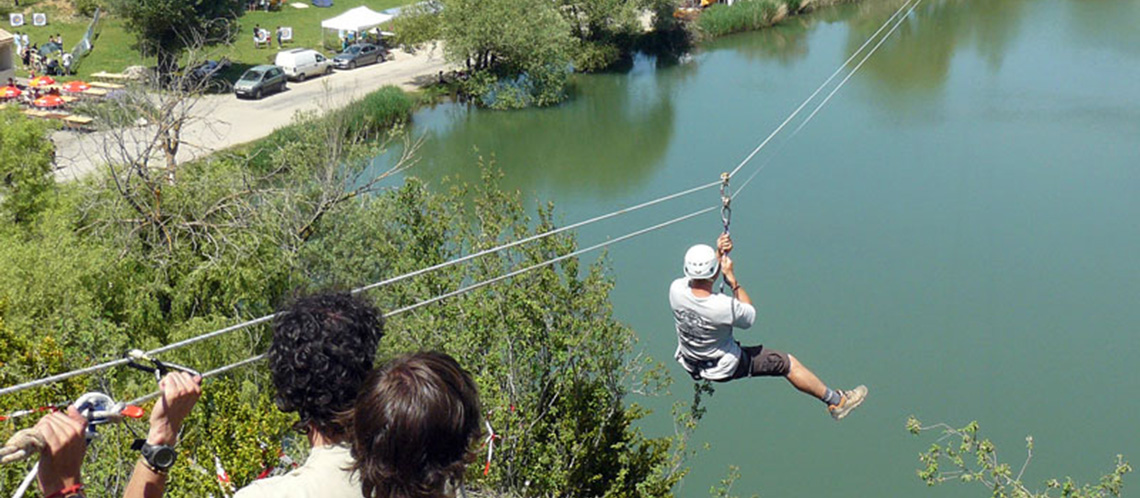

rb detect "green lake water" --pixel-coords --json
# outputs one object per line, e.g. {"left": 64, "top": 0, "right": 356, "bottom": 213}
{"left": 386, "top": 0, "right": 1140, "bottom": 494}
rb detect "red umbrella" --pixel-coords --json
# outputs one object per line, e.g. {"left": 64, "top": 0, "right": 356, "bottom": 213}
{"left": 33, "top": 95, "right": 65, "bottom": 108}
{"left": 29, "top": 76, "right": 56, "bottom": 88}
{"left": 0, "top": 86, "right": 21, "bottom": 99}
{"left": 62, "top": 81, "right": 91, "bottom": 93}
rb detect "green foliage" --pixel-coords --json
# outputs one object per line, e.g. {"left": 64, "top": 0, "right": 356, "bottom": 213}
{"left": 0, "top": 95, "right": 692, "bottom": 497}
{"left": 463, "top": 64, "right": 572, "bottom": 110}
{"left": 0, "top": 107, "right": 56, "bottom": 224}
{"left": 574, "top": 40, "right": 624, "bottom": 73}
{"left": 336, "top": 85, "right": 415, "bottom": 137}
{"left": 557, "top": 0, "right": 641, "bottom": 72}
{"left": 394, "top": 0, "right": 576, "bottom": 107}
{"left": 908, "top": 417, "right": 1132, "bottom": 498}
{"left": 73, "top": 0, "right": 104, "bottom": 17}
{"left": 697, "top": 0, "right": 783, "bottom": 38}
{"left": 389, "top": 2, "right": 442, "bottom": 48}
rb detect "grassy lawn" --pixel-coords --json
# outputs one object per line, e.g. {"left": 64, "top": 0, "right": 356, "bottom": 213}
{"left": 5, "top": 0, "right": 407, "bottom": 82}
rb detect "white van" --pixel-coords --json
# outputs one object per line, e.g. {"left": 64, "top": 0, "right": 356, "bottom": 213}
{"left": 274, "top": 48, "right": 333, "bottom": 82}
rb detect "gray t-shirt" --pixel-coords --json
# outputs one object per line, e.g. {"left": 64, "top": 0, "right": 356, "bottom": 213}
{"left": 669, "top": 277, "right": 756, "bottom": 380}
{"left": 234, "top": 444, "right": 361, "bottom": 498}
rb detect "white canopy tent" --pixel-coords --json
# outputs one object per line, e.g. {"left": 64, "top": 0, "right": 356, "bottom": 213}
{"left": 320, "top": 6, "right": 394, "bottom": 49}
{"left": 321, "top": 6, "right": 393, "bottom": 32}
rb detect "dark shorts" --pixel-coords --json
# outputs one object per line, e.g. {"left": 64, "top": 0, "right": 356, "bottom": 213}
{"left": 727, "top": 344, "right": 791, "bottom": 380}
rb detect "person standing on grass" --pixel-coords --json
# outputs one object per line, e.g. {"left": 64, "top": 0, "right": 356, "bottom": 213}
{"left": 670, "top": 233, "right": 868, "bottom": 420}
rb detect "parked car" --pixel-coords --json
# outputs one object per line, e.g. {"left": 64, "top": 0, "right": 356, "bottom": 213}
{"left": 274, "top": 48, "right": 333, "bottom": 82}
{"left": 332, "top": 43, "right": 384, "bottom": 70}
{"left": 181, "top": 59, "right": 232, "bottom": 92}
{"left": 234, "top": 65, "right": 288, "bottom": 100}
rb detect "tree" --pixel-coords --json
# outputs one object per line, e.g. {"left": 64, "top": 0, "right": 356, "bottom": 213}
{"left": 110, "top": 0, "right": 242, "bottom": 77}
{"left": 395, "top": 0, "right": 575, "bottom": 107}
{"left": 0, "top": 107, "right": 55, "bottom": 224}
{"left": 908, "top": 417, "right": 1132, "bottom": 498}
{"left": 557, "top": 0, "right": 644, "bottom": 71}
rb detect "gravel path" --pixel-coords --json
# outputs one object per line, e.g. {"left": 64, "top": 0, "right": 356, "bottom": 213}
{"left": 52, "top": 45, "right": 454, "bottom": 181}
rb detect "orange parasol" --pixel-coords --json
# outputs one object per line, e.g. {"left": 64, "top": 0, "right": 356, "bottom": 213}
{"left": 62, "top": 81, "right": 91, "bottom": 93}
{"left": 33, "top": 94, "right": 65, "bottom": 108}
{"left": 29, "top": 76, "right": 57, "bottom": 88}
{"left": 0, "top": 86, "right": 21, "bottom": 99}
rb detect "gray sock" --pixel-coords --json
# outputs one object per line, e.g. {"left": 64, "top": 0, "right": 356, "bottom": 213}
{"left": 821, "top": 387, "right": 842, "bottom": 406}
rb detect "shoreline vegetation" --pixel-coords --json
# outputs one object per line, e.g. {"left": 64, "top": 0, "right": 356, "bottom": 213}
{"left": 696, "top": 0, "right": 860, "bottom": 38}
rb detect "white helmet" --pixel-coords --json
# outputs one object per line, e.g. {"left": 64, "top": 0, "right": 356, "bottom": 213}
{"left": 683, "top": 244, "right": 719, "bottom": 280}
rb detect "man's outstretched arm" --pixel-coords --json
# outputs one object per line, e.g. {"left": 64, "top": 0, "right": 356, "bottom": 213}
{"left": 123, "top": 372, "right": 202, "bottom": 498}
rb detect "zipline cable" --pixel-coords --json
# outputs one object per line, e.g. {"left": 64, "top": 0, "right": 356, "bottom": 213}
{"left": 352, "top": 179, "right": 723, "bottom": 295}
{"left": 125, "top": 204, "right": 723, "bottom": 403}
{"left": 731, "top": 0, "right": 923, "bottom": 200}
{"left": 0, "top": 182, "right": 722, "bottom": 398}
{"left": 725, "top": 0, "right": 918, "bottom": 180}
{"left": 789, "top": 0, "right": 923, "bottom": 138}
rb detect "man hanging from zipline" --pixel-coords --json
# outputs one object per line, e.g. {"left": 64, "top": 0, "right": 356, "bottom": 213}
{"left": 670, "top": 232, "right": 868, "bottom": 420}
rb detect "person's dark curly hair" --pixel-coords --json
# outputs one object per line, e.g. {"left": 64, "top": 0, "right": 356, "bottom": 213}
{"left": 268, "top": 292, "right": 384, "bottom": 438}
{"left": 349, "top": 351, "right": 482, "bottom": 498}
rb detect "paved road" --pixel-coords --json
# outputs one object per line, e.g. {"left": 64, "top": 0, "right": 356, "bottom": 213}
{"left": 52, "top": 45, "right": 454, "bottom": 181}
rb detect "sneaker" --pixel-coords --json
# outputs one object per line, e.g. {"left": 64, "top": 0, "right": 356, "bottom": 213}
{"left": 828, "top": 385, "right": 868, "bottom": 421}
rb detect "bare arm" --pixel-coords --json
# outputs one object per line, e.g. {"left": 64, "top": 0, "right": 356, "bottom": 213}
{"left": 720, "top": 255, "right": 753, "bottom": 305}
{"left": 123, "top": 372, "right": 202, "bottom": 498}
{"left": 717, "top": 233, "right": 753, "bottom": 305}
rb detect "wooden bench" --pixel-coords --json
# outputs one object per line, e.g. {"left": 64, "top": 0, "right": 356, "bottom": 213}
{"left": 91, "top": 71, "right": 132, "bottom": 82}
{"left": 89, "top": 81, "right": 124, "bottom": 90}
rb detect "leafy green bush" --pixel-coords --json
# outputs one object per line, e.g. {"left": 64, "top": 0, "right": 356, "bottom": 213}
{"left": 336, "top": 85, "right": 414, "bottom": 136}
{"left": 0, "top": 107, "right": 56, "bottom": 224}
{"left": 464, "top": 64, "right": 572, "bottom": 110}
{"left": 574, "top": 40, "right": 623, "bottom": 73}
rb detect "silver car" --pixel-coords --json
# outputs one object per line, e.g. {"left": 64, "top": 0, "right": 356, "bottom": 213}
{"left": 333, "top": 43, "right": 385, "bottom": 70}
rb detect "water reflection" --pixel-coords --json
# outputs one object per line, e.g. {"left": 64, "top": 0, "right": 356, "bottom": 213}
{"left": 401, "top": 55, "right": 678, "bottom": 200}
{"left": 848, "top": 0, "right": 1028, "bottom": 95}
{"left": 1065, "top": 0, "right": 1140, "bottom": 58}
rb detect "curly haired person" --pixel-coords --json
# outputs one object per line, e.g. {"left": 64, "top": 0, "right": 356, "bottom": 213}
{"left": 124, "top": 291, "right": 385, "bottom": 498}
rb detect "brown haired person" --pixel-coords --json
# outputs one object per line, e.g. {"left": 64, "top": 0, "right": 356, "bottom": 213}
{"left": 670, "top": 233, "right": 868, "bottom": 420}
{"left": 348, "top": 352, "right": 482, "bottom": 498}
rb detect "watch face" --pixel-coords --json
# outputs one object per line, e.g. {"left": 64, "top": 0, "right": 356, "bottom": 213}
{"left": 150, "top": 446, "right": 178, "bottom": 470}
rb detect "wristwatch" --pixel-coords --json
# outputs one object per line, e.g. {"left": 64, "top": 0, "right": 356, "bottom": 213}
{"left": 132, "top": 439, "right": 178, "bottom": 473}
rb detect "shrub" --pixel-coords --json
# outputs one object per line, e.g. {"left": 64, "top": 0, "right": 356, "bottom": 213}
{"left": 338, "top": 85, "right": 414, "bottom": 136}
{"left": 574, "top": 40, "right": 623, "bottom": 73}
{"left": 464, "top": 64, "right": 572, "bottom": 110}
